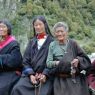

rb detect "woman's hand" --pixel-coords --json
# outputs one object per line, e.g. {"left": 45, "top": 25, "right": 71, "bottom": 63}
{"left": 30, "top": 75, "right": 37, "bottom": 84}
{"left": 35, "top": 73, "right": 41, "bottom": 80}
{"left": 55, "top": 61, "right": 60, "bottom": 66}
{"left": 39, "top": 74, "right": 46, "bottom": 83}
{"left": 30, "top": 73, "right": 46, "bottom": 84}
{"left": 71, "top": 58, "right": 79, "bottom": 67}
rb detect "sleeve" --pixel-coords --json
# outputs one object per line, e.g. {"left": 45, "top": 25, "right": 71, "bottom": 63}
{"left": 46, "top": 43, "right": 64, "bottom": 75}
{"left": 74, "top": 42, "right": 91, "bottom": 71}
{"left": 42, "top": 68, "right": 51, "bottom": 77}
{"left": 46, "top": 43, "right": 57, "bottom": 68}
{"left": 58, "top": 59, "right": 71, "bottom": 73}
{"left": 22, "top": 40, "right": 35, "bottom": 76}
{"left": 0, "top": 42, "right": 22, "bottom": 69}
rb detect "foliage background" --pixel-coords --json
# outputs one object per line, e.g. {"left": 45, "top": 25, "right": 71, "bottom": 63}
{"left": 0, "top": 0, "right": 95, "bottom": 54}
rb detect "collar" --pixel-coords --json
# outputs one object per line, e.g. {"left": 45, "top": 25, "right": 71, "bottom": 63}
{"left": 0, "top": 35, "right": 15, "bottom": 49}
{"left": 37, "top": 33, "right": 46, "bottom": 39}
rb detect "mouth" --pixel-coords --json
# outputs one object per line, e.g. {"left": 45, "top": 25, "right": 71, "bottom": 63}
{"left": 57, "top": 35, "right": 64, "bottom": 38}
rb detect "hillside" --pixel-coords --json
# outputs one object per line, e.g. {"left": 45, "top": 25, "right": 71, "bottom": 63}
{"left": 0, "top": 0, "right": 95, "bottom": 54}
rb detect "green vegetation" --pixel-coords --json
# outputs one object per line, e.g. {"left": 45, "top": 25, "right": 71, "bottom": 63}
{"left": 0, "top": 0, "right": 95, "bottom": 54}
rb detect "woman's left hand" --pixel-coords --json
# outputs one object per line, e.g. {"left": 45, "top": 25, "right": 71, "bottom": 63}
{"left": 71, "top": 58, "right": 79, "bottom": 67}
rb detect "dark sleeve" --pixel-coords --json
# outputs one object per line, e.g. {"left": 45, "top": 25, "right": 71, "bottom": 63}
{"left": 42, "top": 68, "right": 50, "bottom": 77}
{"left": 22, "top": 40, "right": 35, "bottom": 76}
{"left": 58, "top": 60, "right": 71, "bottom": 73}
{"left": 48, "top": 59, "right": 71, "bottom": 75}
{"left": 74, "top": 41, "right": 91, "bottom": 71}
{"left": 0, "top": 42, "right": 22, "bottom": 69}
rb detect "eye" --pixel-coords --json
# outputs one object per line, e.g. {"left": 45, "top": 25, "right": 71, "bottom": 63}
{"left": 0, "top": 24, "right": 7, "bottom": 29}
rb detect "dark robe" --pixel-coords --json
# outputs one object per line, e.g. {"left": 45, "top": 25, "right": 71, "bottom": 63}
{"left": 48, "top": 39, "right": 91, "bottom": 95}
{"left": 11, "top": 35, "right": 53, "bottom": 95}
{"left": 0, "top": 40, "right": 22, "bottom": 95}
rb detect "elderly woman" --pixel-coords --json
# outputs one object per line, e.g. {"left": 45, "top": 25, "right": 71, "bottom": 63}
{"left": 0, "top": 19, "right": 22, "bottom": 95}
{"left": 11, "top": 15, "right": 53, "bottom": 95}
{"left": 46, "top": 22, "right": 91, "bottom": 95}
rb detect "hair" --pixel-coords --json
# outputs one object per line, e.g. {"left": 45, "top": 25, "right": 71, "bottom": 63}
{"left": 0, "top": 19, "right": 12, "bottom": 35}
{"left": 53, "top": 22, "right": 69, "bottom": 33}
{"left": 32, "top": 15, "right": 52, "bottom": 36}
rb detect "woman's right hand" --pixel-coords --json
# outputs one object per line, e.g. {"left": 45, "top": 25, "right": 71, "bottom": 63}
{"left": 71, "top": 58, "right": 79, "bottom": 68}
{"left": 30, "top": 75, "right": 37, "bottom": 84}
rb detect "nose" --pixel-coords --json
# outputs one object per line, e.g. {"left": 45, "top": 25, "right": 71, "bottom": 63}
{"left": 36, "top": 25, "right": 40, "bottom": 29}
{"left": 58, "top": 31, "right": 63, "bottom": 35}
{"left": 0, "top": 27, "right": 3, "bottom": 30}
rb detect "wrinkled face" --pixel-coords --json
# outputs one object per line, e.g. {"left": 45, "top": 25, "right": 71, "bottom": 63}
{"left": 54, "top": 27, "right": 68, "bottom": 42}
{"left": 0, "top": 23, "right": 8, "bottom": 36}
{"left": 34, "top": 19, "right": 45, "bottom": 34}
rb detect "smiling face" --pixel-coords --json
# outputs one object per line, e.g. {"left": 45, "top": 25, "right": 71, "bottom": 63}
{"left": 0, "top": 23, "right": 8, "bottom": 37}
{"left": 33, "top": 19, "right": 46, "bottom": 34}
{"left": 54, "top": 26, "right": 68, "bottom": 43}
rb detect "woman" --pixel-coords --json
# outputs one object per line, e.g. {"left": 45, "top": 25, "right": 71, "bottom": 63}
{"left": 11, "top": 15, "right": 53, "bottom": 95}
{"left": 0, "top": 19, "right": 22, "bottom": 95}
{"left": 46, "top": 22, "right": 91, "bottom": 95}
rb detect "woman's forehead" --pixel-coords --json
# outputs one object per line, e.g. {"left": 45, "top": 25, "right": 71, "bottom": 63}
{"left": 34, "top": 19, "right": 44, "bottom": 24}
{"left": 55, "top": 27, "right": 65, "bottom": 32}
{"left": 0, "top": 23, "right": 7, "bottom": 27}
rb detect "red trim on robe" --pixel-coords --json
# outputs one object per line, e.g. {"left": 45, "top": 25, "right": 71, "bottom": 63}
{"left": 0, "top": 35, "right": 15, "bottom": 49}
